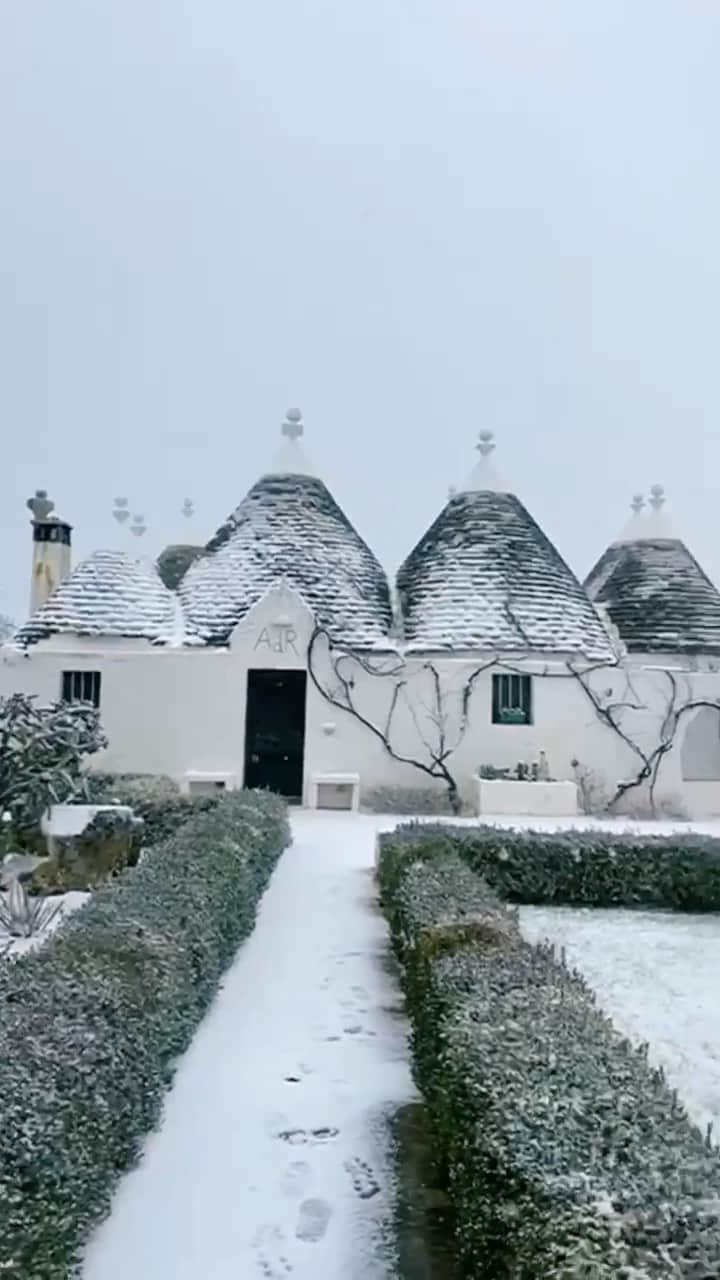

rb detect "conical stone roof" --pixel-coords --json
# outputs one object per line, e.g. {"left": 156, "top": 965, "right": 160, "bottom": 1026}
{"left": 585, "top": 488, "right": 720, "bottom": 655}
{"left": 15, "top": 550, "right": 194, "bottom": 647}
{"left": 397, "top": 432, "right": 614, "bottom": 658}
{"left": 180, "top": 411, "right": 392, "bottom": 647}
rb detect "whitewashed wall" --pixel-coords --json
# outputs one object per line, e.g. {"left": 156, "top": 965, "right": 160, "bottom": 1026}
{"left": 2, "top": 585, "right": 720, "bottom": 817}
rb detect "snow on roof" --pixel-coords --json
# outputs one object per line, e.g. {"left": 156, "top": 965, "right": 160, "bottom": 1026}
{"left": 180, "top": 457, "right": 392, "bottom": 649}
{"left": 585, "top": 490, "right": 720, "bottom": 655}
{"left": 397, "top": 435, "right": 615, "bottom": 658}
{"left": 14, "top": 550, "right": 199, "bottom": 648}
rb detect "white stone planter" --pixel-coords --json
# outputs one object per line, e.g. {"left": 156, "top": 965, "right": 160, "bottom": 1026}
{"left": 40, "top": 804, "right": 134, "bottom": 854}
{"left": 475, "top": 779, "right": 578, "bottom": 818}
{"left": 309, "top": 773, "right": 360, "bottom": 811}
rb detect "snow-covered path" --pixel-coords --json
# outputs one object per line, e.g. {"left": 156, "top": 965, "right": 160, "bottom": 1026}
{"left": 82, "top": 812, "right": 415, "bottom": 1280}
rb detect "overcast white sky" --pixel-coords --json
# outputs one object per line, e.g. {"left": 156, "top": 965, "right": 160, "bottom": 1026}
{"left": 2, "top": 0, "right": 719, "bottom": 621}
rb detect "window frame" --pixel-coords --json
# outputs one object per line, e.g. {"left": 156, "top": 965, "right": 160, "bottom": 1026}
{"left": 61, "top": 670, "right": 102, "bottom": 709}
{"left": 491, "top": 672, "right": 533, "bottom": 726}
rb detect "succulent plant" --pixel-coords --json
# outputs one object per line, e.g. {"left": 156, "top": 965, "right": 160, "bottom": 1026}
{"left": 0, "top": 877, "right": 63, "bottom": 939}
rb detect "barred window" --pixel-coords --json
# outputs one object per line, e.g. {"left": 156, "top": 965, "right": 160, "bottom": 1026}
{"left": 61, "top": 670, "right": 102, "bottom": 709}
{"left": 492, "top": 673, "right": 532, "bottom": 725}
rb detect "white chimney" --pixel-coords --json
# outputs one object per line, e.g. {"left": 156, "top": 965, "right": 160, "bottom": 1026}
{"left": 27, "top": 490, "right": 72, "bottom": 616}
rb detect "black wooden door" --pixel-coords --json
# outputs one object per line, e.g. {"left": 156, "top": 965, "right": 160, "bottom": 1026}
{"left": 244, "top": 669, "right": 307, "bottom": 800}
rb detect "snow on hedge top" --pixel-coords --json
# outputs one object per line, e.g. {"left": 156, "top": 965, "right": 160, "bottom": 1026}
{"left": 15, "top": 550, "right": 199, "bottom": 647}
{"left": 585, "top": 488, "right": 720, "bottom": 654}
{"left": 180, "top": 472, "right": 393, "bottom": 648}
{"left": 398, "top": 435, "right": 614, "bottom": 657}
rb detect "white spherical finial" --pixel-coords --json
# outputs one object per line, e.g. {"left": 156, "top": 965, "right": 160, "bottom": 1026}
{"left": 282, "top": 408, "right": 304, "bottom": 441}
{"left": 476, "top": 430, "right": 496, "bottom": 459}
{"left": 649, "top": 484, "right": 666, "bottom": 511}
{"left": 631, "top": 493, "right": 645, "bottom": 516}
{"left": 448, "top": 484, "right": 458, "bottom": 500}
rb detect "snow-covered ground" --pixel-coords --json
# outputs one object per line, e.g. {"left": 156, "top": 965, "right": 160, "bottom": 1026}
{"left": 520, "top": 904, "right": 720, "bottom": 1142}
{"left": 415, "top": 812, "right": 720, "bottom": 837}
{"left": 0, "top": 890, "right": 89, "bottom": 958}
{"left": 82, "top": 812, "right": 416, "bottom": 1280}
{"left": 79, "top": 809, "right": 720, "bottom": 1277}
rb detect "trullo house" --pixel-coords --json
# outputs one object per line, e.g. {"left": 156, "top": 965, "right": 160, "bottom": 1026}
{"left": 3, "top": 410, "right": 720, "bottom": 817}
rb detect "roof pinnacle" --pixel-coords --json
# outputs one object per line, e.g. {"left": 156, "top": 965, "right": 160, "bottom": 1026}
{"left": 27, "top": 489, "right": 55, "bottom": 522}
{"left": 630, "top": 493, "right": 645, "bottom": 516}
{"left": 477, "top": 430, "right": 496, "bottom": 459}
{"left": 281, "top": 408, "right": 304, "bottom": 442}
{"left": 649, "top": 484, "right": 666, "bottom": 512}
{"left": 460, "top": 428, "right": 508, "bottom": 494}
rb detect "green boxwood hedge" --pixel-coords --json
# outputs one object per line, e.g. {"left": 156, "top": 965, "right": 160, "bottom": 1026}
{"left": 0, "top": 789, "right": 289, "bottom": 1280}
{"left": 379, "top": 831, "right": 720, "bottom": 1278}
{"left": 382, "top": 820, "right": 720, "bottom": 910}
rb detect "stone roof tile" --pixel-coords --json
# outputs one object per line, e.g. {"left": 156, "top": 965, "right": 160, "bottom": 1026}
{"left": 398, "top": 490, "right": 615, "bottom": 658}
{"left": 14, "top": 550, "right": 194, "bottom": 647}
{"left": 585, "top": 538, "right": 720, "bottom": 655}
{"left": 180, "top": 473, "right": 392, "bottom": 647}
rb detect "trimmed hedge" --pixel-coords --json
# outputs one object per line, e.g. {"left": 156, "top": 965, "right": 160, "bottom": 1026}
{"left": 0, "top": 789, "right": 289, "bottom": 1280}
{"left": 379, "top": 832, "right": 720, "bottom": 1278}
{"left": 383, "top": 820, "right": 720, "bottom": 911}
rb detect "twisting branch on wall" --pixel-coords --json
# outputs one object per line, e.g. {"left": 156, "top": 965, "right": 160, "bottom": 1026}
{"left": 307, "top": 624, "right": 496, "bottom": 813}
{"left": 568, "top": 662, "right": 720, "bottom": 813}
{"left": 308, "top": 619, "right": 720, "bottom": 818}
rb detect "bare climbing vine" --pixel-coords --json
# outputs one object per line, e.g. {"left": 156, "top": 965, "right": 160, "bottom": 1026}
{"left": 308, "top": 623, "right": 720, "bottom": 817}
{"left": 307, "top": 624, "right": 495, "bottom": 813}
{"left": 569, "top": 663, "right": 720, "bottom": 812}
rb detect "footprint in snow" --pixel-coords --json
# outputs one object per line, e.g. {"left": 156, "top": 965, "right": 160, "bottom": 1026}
{"left": 277, "top": 1129, "right": 308, "bottom": 1146}
{"left": 344, "top": 1157, "right": 381, "bottom": 1201}
{"left": 311, "top": 1126, "right": 339, "bottom": 1144}
{"left": 282, "top": 1160, "right": 311, "bottom": 1199}
{"left": 296, "top": 1198, "right": 333, "bottom": 1243}
{"left": 252, "top": 1224, "right": 293, "bottom": 1277}
{"left": 277, "top": 1127, "right": 340, "bottom": 1146}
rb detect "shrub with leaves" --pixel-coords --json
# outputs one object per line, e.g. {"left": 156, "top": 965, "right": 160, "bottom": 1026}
{"left": 84, "top": 772, "right": 220, "bottom": 847}
{"left": 0, "top": 693, "right": 106, "bottom": 829}
{"left": 381, "top": 820, "right": 720, "bottom": 911}
{"left": 378, "top": 833, "right": 720, "bottom": 1277}
{"left": 31, "top": 809, "right": 145, "bottom": 893}
{"left": 0, "top": 789, "right": 289, "bottom": 1279}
